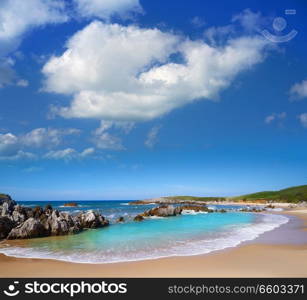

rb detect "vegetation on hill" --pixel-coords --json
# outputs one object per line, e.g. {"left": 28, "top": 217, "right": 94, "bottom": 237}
{"left": 232, "top": 185, "right": 307, "bottom": 203}
{"left": 164, "top": 196, "right": 226, "bottom": 202}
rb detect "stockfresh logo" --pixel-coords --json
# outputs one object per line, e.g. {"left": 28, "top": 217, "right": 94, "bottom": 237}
{"left": 2, "top": 281, "right": 127, "bottom": 297}
{"left": 3, "top": 281, "right": 20, "bottom": 297}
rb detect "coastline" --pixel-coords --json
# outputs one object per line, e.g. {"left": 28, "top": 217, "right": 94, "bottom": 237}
{"left": 0, "top": 208, "right": 307, "bottom": 278}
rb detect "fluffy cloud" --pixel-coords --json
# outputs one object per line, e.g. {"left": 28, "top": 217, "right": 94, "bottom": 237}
{"left": 0, "top": 0, "right": 68, "bottom": 87}
{"left": 0, "top": 127, "right": 80, "bottom": 159}
{"left": 21, "top": 127, "right": 80, "bottom": 148}
{"left": 0, "top": 150, "right": 36, "bottom": 161}
{"left": 298, "top": 113, "right": 307, "bottom": 128}
{"left": 191, "top": 16, "right": 206, "bottom": 28}
{"left": 232, "top": 9, "right": 266, "bottom": 33}
{"left": 43, "top": 21, "right": 270, "bottom": 122}
{"left": 0, "top": 133, "right": 18, "bottom": 155}
{"left": 145, "top": 125, "right": 161, "bottom": 148}
{"left": 44, "top": 147, "right": 95, "bottom": 160}
{"left": 290, "top": 79, "right": 307, "bottom": 100}
{"left": 0, "top": 58, "right": 15, "bottom": 87}
{"left": 16, "top": 79, "right": 29, "bottom": 87}
{"left": 265, "top": 112, "right": 286, "bottom": 124}
{"left": 91, "top": 121, "right": 127, "bottom": 150}
{"left": 74, "top": 0, "right": 142, "bottom": 20}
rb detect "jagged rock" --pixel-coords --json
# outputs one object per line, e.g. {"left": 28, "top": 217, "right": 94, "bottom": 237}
{"left": 0, "top": 216, "right": 15, "bottom": 239}
{"left": 0, "top": 194, "right": 16, "bottom": 212}
{"left": 77, "top": 210, "right": 109, "bottom": 229}
{"left": 116, "top": 216, "right": 125, "bottom": 223}
{"left": 0, "top": 195, "right": 109, "bottom": 240}
{"left": 44, "top": 204, "right": 53, "bottom": 216}
{"left": 239, "top": 207, "right": 265, "bottom": 213}
{"left": 44, "top": 210, "right": 79, "bottom": 236}
{"left": 7, "top": 218, "right": 48, "bottom": 239}
{"left": 11, "top": 205, "right": 27, "bottom": 224}
{"left": 134, "top": 215, "right": 144, "bottom": 222}
{"left": 265, "top": 204, "right": 275, "bottom": 209}
{"left": 180, "top": 205, "right": 213, "bottom": 213}
{"left": 1, "top": 202, "right": 9, "bottom": 216}
{"left": 33, "top": 206, "right": 44, "bottom": 218}
{"left": 142, "top": 205, "right": 182, "bottom": 217}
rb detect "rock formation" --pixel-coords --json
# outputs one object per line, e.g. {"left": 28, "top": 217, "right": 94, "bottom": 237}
{"left": 134, "top": 205, "right": 182, "bottom": 221}
{"left": 0, "top": 195, "right": 109, "bottom": 240}
{"left": 116, "top": 216, "right": 125, "bottom": 223}
{"left": 63, "top": 202, "right": 78, "bottom": 207}
{"left": 180, "top": 205, "right": 213, "bottom": 213}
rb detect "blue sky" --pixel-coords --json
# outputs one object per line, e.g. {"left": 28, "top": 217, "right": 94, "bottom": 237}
{"left": 0, "top": 0, "right": 307, "bottom": 200}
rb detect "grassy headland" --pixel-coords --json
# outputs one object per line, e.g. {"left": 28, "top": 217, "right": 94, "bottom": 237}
{"left": 130, "top": 184, "right": 307, "bottom": 205}
{"left": 231, "top": 185, "right": 307, "bottom": 203}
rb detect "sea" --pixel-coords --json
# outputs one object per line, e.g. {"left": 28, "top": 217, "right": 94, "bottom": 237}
{"left": 0, "top": 200, "right": 289, "bottom": 264}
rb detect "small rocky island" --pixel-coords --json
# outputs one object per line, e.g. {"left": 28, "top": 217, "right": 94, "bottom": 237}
{"left": 133, "top": 204, "right": 225, "bottom": 221}
{"left": 63, "top": 202, "right": 78, "bottom": 207}
{"left": 0, "top": 194, "right": 109, "bottom": 240}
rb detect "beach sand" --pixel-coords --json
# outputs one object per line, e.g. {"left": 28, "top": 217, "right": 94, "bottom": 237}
{"left": 0, "top": 209, "right": 306, "bottom": 278}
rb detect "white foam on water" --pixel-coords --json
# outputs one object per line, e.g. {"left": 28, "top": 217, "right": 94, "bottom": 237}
{"left": 0, "top": 213, "right": 289, "bottom": 264}
{"left": 265, "top": 208, "right": 284, "bottom": 212}
{"left": 181, "top": 210, "right": 208, "bottom": 215}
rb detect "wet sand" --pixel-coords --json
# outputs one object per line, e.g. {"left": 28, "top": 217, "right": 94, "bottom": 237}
{"left": 0, "top": 209, "right": 306, "bottom": 278}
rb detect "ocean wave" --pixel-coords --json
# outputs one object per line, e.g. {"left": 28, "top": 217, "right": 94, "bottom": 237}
{"left": 265, "top": 208, "right": 284, "bottom": 212}
{"left": 181, "top": 210, "right": 208, "bottom": 215}
{"left": 0, "top": 214, "right": 288, "bottom": 264}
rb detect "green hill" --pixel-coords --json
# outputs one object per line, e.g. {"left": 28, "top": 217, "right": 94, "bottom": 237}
{"left": 164, "top": 196, "right": 226, "bottom": 202}
{"left": 232, "top": 185, "right": 307, "bottom": 203}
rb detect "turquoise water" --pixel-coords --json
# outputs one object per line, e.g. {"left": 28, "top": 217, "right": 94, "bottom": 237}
{"left": 0, "top": 201, "right": 289, "bottom": 263}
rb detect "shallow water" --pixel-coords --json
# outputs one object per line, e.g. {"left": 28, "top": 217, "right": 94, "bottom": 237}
{"left": 0, "top": 201, "right": 289, "bottom": 263}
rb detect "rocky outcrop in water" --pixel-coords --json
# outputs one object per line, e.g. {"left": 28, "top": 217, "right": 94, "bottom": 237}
{"left": 143, "top": 205, "right": 182, "bottom": 217}
{"left": 0, "top": 195, "right": 109, "bottom": 240}
{"left": 63, "top": 202, "right": 78, "bottom": 207}
{"left": 180, "top": 205, "right": 213, "bottom": 213}
{"left": 76, "top": 210, "right": 109, "bottom": 229}
{"left": 116, "top": 216, "right": 125, "bottom": 223}
{"left": 8, "top": 218, "right": 48, "bottom": 239}
{"left": 134, "top": 205, "right": 182, "bottom": 221}
{"left": 133, "top": 215, "right": 144, "bottom": 222}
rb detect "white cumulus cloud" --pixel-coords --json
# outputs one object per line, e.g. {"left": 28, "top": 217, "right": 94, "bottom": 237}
{"left": 298, "top": 113, "right": 307, "bottom": 128}
{"left": 92, "top": 121, "right": 126, "bottom": 150}
{"left": 0, "top": 0, "right": 68, "bottom": 87}
{"left": 21, "top": 127, "right": 80, "bottom": 148}
{"left": 265, "top": 112, "right": 286, "bottom": 124}
{"left": 0, "top": 132, "right": 18, "bottom": 155}
{"left": 42, "top": 21, "right": 270, "bottom": 122}
{"left": 44, "top": 147, "right": 95, "bottom": 160}
{"left": 0, "top": 127, "right": 80, "bottom": 159}
{"left": 290, "top": 79, "right": 307, "bottom": 100}
{"left": 145, "top": 125, "right": 161, "bottom": 148}
{"left": 73, "top": 0, "right": 142, "bottom": 20}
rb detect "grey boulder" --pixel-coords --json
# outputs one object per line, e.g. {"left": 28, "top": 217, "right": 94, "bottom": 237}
{"left": 77, "top": 210, "right": 109, "bottom": 228}
{"left": 7, "top": 218, "right": 48, "bottom": 239}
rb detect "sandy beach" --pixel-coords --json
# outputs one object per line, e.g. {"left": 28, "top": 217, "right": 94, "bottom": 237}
{"left": 0, "top": 207, "right": 307, "bottom": 278}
